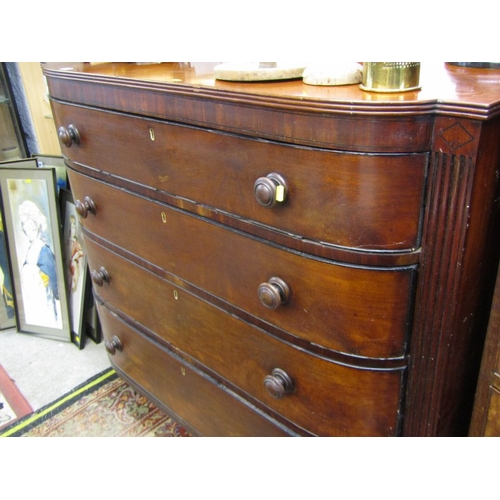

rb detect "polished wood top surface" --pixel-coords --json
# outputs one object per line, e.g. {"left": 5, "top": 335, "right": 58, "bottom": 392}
{"left": 42, "top": 62, "right": 500, "bottom": 118}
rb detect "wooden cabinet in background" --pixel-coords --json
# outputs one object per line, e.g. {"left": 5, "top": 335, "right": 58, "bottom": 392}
{"left": 470, "top": 261, "right": 500, "bottom": 436}
{"left": 42, "top": 62, "right": 500, "bottom": 436}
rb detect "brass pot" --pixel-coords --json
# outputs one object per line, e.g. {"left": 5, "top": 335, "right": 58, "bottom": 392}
{"left": 360, "top": 62, "right": 421, "bottom": 92}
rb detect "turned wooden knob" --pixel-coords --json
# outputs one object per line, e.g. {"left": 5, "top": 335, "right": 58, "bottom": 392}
{"left": 105, "top": 335, "right": 123, "bottom": 355}
{"left": 58, "top": 124, "right": 80, "bottom": 147}
{"left": 264, "top": 368, "right": 294, "bottom": 399}
{"left": 75, "top": 196, "right": 96, "bottom": 218}
{"left": 258, "top": 277, "right": 290, "bottom": 310}
{"left": 91, "top": 267, "right": 110, "bottom": 287}
{"left": 254, "top": 173, "right": 288, "bottom": 207}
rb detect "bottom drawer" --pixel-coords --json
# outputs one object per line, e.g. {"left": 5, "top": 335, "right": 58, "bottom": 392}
{"left": 96, "top": 303, "right": 292, "bottom": 436}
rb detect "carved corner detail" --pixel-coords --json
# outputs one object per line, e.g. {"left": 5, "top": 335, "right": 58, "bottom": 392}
{"left": 433, "top": 117, "right": 481, "bottom": 157}
{"left": 439, "top": 122, "right": 475, "bottom": 151}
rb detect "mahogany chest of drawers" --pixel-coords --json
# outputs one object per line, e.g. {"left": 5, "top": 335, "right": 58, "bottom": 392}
{"left": 43, "top": 62, "right": 500, "bottom": 436}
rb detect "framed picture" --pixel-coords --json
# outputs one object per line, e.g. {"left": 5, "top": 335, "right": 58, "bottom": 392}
{"left": 32, "top": 155, "right": 67, "bottom": 193}
{"left": 60, "top": 188, "right": 87, "bottom": 349}
{"left": 0, "top": 158, "right": 38, "bottom": 169}
{"left": 0, "top": 167, "right": 70, "bottom": 341}
{"left": 0, "top": 159, "right": 39, "bottom": 330}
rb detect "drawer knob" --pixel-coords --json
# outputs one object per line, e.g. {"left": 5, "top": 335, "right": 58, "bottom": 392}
{"left": 58, "top": 124, "right": 80, "bottom": 148}
{"left": 264, "top": 368, "right": 294, "bottom": 399}
{"left": 104, "top": 335, "right": 123, "bottom": 355}
{"left": 258, "top": 277, "right": 290, "bottom": 310}
{"left": 75, "top": 196, "right": 96, "bottom": 218}
{"left": 254, "top": 173, "right": 288, "bottom": 207}
{"left": 91, "top": 267, "right": 110, "bottom": 287}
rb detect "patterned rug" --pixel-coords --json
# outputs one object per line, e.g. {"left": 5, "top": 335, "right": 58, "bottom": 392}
{"left": 0, "top": 368, "right": 191, "bottom": 437}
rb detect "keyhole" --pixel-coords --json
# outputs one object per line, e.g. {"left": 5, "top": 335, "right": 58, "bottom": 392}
{"left": 149, "top": 127, "right": 155, "bottom": 141}
{"left": 161, "top": 212, "right": 167, "bottom": 223}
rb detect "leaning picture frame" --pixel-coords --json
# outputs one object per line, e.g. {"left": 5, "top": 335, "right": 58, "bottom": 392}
{"left": 0, "top": 167, "right": 71, "bottom": 341}
{"left": 32, "top": 154, "right": 67, "bottom": 193}
{"left": 0, "top": 159, "right": 39, "bottom": 329}
{"left": 0, "top": 158, "right": 38, "bottom": 169}
{"left": 60, "top": 188, "right": 87, "bottom": 349}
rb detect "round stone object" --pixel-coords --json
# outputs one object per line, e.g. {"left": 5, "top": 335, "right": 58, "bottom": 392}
{"left": 214, "top": 62, "right": 306, "bottom": 81}
{"left": 303, "top": 62, "right": 363, "bottom": 86}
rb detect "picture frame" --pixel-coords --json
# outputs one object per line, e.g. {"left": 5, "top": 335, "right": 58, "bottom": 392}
{"left": 60, "top": 188, "right": 87, "bottom": 349}
{"left": 32, "top": 154, "right": 67, "bottom": 193}
{"left": 0, "top": 167, "right": 70, "bottom": 341}
{"left": 0, "top": 158, "right": 38, "bottom": 169}
{"left": 0, "top": 159, "right": 39, "bottom": 330}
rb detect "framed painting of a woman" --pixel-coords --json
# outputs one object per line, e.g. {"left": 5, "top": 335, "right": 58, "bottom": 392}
{"left": 0, "top": 167, "right": 70, "bottom": 341}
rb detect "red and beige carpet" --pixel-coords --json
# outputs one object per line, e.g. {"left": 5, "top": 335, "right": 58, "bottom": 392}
{"left": 0, "top": 367, "right": 191, "bottom": 437}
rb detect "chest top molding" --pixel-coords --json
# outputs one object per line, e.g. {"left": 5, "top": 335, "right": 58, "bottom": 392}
{"left": 42, "top": 62, "right": 500, "bottom": 121}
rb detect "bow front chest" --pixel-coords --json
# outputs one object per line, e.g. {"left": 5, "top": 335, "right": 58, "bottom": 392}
{"left": 43, "top": 62, "right": 500, "bottom": 436}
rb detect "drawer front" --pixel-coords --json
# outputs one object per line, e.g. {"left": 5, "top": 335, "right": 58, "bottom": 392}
{"left": 71, "top": 170, "right": 415, "bottom": 358}
{"left": 91, "top": 242, "right": 403, "bottom": 436}
{"left": 54, "top": 102, "right": 427, "bottom": 251}
{"left": 97, "top": 304, "right": 290, "bottom": 436}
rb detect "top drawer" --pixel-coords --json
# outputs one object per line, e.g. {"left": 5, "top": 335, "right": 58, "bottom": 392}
{"left": 52, "top": 101, "right": 427, "bottom": 252}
